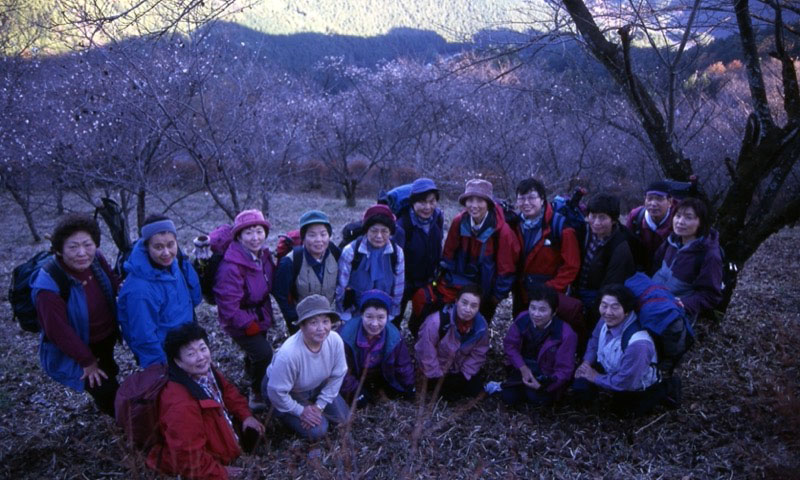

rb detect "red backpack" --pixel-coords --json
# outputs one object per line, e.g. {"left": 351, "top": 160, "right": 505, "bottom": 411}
{"left": 114, "top": 364, "right": 170, "bottom": 450}
{"left": 275, "top": 229, "right": 301, "bottom": 260}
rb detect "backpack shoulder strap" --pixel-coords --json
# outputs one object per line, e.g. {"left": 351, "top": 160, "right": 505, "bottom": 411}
{"left": 351, "top": 237, "right": 364, "bottom": 271}
{"left": 329, "top": 243, "right": 342, "bottom": 262}
{"left": 438, "top": 306, "right": 452, "bottom": 340}
{"left": 549, "top": 211, "right": 565, "bottom": 245}
{"left": 633, "top": 207, "right": 646, "bottom": 238}
{"left": 291, "top": 246, "right": 304, "bottom": 279}
{"left": 42, "top": 259, "right": 71, "bottom": 303}
{"left": 620, "top": 319, "right": 643, "bottom": 352}
{"left": 390, "top": 239, "right": 399, "bottom": 273}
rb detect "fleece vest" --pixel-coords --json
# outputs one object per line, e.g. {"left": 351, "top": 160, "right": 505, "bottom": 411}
{"left": 294, "top": 250, "right": 338, "bottom": 304}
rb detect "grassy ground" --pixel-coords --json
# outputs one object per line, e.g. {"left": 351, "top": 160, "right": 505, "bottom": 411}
{"left": 0, "top": 191, "right": 798, "bottom": 479}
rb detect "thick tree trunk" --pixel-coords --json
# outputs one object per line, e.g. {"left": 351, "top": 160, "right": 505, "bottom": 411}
{"left": 344, "top": 179, "right": 357, "bottom": 207}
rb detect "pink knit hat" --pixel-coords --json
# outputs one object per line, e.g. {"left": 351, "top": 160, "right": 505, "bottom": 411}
{"left": 232, "top": 209, "right": 270, "bottom": 238}
{"left": 458, "top": 179, "right": 494, "bottom": 206}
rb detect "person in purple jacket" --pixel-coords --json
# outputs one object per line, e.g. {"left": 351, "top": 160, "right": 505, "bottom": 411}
{"left": 651, "top": 197, "right": 723, "bottom": 318}
{"left": 501, "top": 285, "right": 577, "bottom": 407}
{"left": 573, "top": 284, "right": 679, "bottom": 414}
{"left": 213, "top": 209, "right": 275, "bottom": 411}
{"left": 414, "top": 285, "right": 489, "bottom": 400}
{"left": 338, "top": 290, "right": 415, "bottom": 406}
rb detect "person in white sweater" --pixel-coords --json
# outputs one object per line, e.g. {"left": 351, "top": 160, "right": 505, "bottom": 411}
{"left": 262, "top": 294, "right": 349, "bottom": 440}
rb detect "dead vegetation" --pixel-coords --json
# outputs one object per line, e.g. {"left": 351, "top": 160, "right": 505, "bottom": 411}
{"left": 0, "top": 192, "right": 797, "bottom": 479}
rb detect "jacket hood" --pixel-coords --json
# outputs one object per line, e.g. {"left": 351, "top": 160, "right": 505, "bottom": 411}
{"left": 124, "top": 239, "right": 181, "bottom": 281}
{"left": 223, "top": 241, "right": 268, "bottom": 271}
{"left": 667, "top": 228, "right": 719, "bottom": 252}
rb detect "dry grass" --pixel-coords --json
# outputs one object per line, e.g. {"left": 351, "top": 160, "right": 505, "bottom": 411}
{"left": 0, "top": 191, "right": 798, "bottom": 479}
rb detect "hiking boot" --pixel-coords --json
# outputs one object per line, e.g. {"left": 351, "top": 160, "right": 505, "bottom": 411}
{"left": 248, "top": 392, "right": 267, "bottom": 412}
{"left": 664, "top": 376, "right": 682, "bottom": 409}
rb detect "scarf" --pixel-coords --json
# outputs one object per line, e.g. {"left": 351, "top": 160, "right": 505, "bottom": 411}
{"left": 410, "top": 210, "right": 434, "bottom": 234}
{"left": 520, "top": 211, "right": 544, "bottom": 254}
{"left": 644, "top": 208, "right": 670, "bottom": 232}
{"left": 367, "top": 242, "right": 387, "bottom": 284}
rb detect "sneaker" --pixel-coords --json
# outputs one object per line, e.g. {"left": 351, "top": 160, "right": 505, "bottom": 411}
{"left": 248, "top": 392, "right": 267, "bottom": 412}
{"left": 664, "top": 376, "right": 682, "bottom": 409}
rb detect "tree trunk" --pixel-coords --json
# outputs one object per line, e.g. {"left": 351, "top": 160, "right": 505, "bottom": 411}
{"left": 261, "top": 190, "right": 270, "bottom": 217}
{"left": 344, "top": 179, "right": 357, "bottom": 207}
{"left": 137, "top": 187, "right": 147, "bottom": 231}
{"left": 8, "top": 186, "right": 41, "bottom": 242}
{"left": 55, "top": 182, "right": 64, "bottom": 215}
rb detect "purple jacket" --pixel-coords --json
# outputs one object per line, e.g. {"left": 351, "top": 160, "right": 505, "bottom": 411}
{"left": 338, "top": 317, "right": 414, "bottom": 394}
{"left": 652, "top": 229, "right": 723, "bottom": 316}
{"left": 414, "top": 307, "right": 489, "bottom": 380}
{"left": 503, "top": 313, "right": 577, "bottom": 395}
{"left": 213, "top": 241, "right": 275, "bottom": 337}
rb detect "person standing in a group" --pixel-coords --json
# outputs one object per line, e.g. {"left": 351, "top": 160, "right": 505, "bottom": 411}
{"left": 627, "top": 180, "right": 676, "bottom": 272}
{"left": 213, "top": 209, "right": 275, "bottom": 411}
{"left": 118, "top": 215, "right": 202, "bottom": 368}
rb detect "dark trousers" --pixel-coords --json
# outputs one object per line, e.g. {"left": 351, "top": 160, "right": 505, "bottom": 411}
{"left": 500, "top": 369, "right": 555, "bottom": 407}
{"left": 435, "top": 372, "right": 483, "bottom": 401}
{"left": 571, "top": 377, "right": 670, "bottom": 415}
{"left": 232, "top": 333, "right": 273, "bottom": 396}
{"left": 85, "top": 334, "right": 120, "bottom": 417}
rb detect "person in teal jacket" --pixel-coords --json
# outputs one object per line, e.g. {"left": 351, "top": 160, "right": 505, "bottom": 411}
{"left": 117, "top": 215, "right": 202, "bottom": 368}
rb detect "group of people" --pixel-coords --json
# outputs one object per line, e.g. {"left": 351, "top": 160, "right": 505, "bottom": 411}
{"left": 31, "top": 176, "right": 724, "bottom": 479}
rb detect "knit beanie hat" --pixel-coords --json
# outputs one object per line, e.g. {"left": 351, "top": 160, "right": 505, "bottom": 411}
{"left": 358, "top": 289, "right": 392, "bottom": 312}
{"left": 362, "top": 204, "right": 396, "bottom": 234}
{"left": 232, "top": 209, "right": 270, "bottom": 238}
{"left": 299, "top": 210, "right": 332, "bottom": 238}
{"left": 458, "top": 179, "right": 494, "bottom": 206}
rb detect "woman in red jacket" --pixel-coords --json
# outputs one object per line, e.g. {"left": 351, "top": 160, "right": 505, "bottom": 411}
{"left": 147, "top": 323, "right": 264, "bottom": 480}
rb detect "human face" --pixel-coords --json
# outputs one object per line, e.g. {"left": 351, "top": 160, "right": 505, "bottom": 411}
{"left": 147, "top": 232, "right": 178, "bottom": 267}
{"left": 366, "top": 224, "right": 391, "bottom": 249}
{"left": 528, "top": 300, "right": 554, "bottom": 329}
{"left": 465, "top": 197, "right": 489, "bottom": 223}
{"left": 455, "top": 292, "right": 481, "bottom": 323}
{"left": 59, "top": 231, "right": 97, "bottom": 272}
{"left": 300, "top": 314, "right": 332, "bottom": 348}
{"left": 673, "top": 207, "right": 700, "bottom": 242}
{"left": 238, "top": 225, "right": 266, "bottom": 255}
{"left": 517, "top": 191, "right": 544, "bottom": 219}
{"left": 361, "top": 306, "right": 388, "bottom": 339}
{"left": 412, "top": 193, "right": 438, "bottom": 220}
{"left": 587, "top": 212, "right": 614, "bottom": 239}
{"left": 644, "top": 194, "right": 671, "bottom": 222}
{"left": 174, "top": 339, "right": 212, "bottom": 379}
{"left": 598, "top": 295, "right": 627, "bottom": 328}
{"left": 303, "top": 224, "right": 330, "bottom": 259}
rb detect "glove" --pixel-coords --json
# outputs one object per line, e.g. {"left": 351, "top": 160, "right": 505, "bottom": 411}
{"left": 245, "top": 321, "right": 261, "bottom": 336}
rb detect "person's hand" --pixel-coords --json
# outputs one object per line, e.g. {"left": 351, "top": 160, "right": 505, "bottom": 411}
{"left": 519, "top": 365, "right": 540, "bottom": 390}
{"left": 80, "top": 362, "right": 108, "bottom": 388}
{"left": 242, "top": 416, "right": 265, "bottom": 435}
{"left": 299, "top": 405, "right": 323, "bottom": 430}
{"left": 225, "top": 466, "right": 244, "bottom": 478}
{"left": 575, "top": 362, "right": 598, "bottom": 383}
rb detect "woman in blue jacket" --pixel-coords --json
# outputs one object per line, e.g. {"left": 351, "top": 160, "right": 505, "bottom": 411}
{"left": 117, "top": 215, "right": 202, "bottom": 368}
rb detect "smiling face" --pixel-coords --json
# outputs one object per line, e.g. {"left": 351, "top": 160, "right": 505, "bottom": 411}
{"left": 300, "top": 314, "right": 332, "bottom": 348}
{"left": 587, "top": 212, "right": 614, "bottom": 238}
{"left": 455, "top": 292, "right": 481, "bottom": 323}
{"left": 598, "top": 295, "right": 627, "bottom": 328}
{"left": 517, "top": 191, "right": 544, "bottom": 219}
{"left": 465, "top": 197, "right": 489, "bottom": 224}
{"left": 59, "top": 231, "right": 97, "bottom": 272}
{"left": 412, "top": 193, "right": 438, "bottom": 220}
{"left": 673, "top": 206, "right": 700, "bottom": 242}
{"left": 528, "top": 299, "right": 554, "bottom": 329}
{"left": 174, "top": 339, "right": 212, "bottom": 379}
{"left": 361, "top": 306, "right": 388, "bottom": 339}
{"left": 366, "top": 223, "right": 391, "bottom": 249}
{"left": 238, "top": 225, "right": 266, "bottom": 255}
{"left": 147, "top": 232, "right": 178, "bottom": 267}
{"left": 644, "top": 193, "right": 671, "bottom": 222}
{"left": 303, "top": 224, "right": 330, "bottom": 259}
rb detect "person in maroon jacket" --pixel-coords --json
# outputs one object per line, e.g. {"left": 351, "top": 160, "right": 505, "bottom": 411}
{"left": 147, "top": 322, "right": 265, "bottom": 480}
{"left": 32, "top": 214, "right": 120, "bottom": 416}
{"left": 626, "top": 180, "right": 677, "bottom": 272}
{"left": 502, "top": 284, "right": 577, "bottom": 407}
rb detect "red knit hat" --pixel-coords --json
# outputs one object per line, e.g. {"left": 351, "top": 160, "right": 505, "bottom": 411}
{"left": 362, "top": 204, "right": 396, "bottom": 234}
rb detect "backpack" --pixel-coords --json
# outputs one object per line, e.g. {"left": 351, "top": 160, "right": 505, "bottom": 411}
{"left": 623, "top": 272, "right": 695, "bottom": 375}
{"left": 94, "top": 197, "right": 133, "bottom": 279}
{"left": 276, "top": 230, "right": 301, "bottom": 260}
{"left": 114, "top": 363, "right": 170, "bottom": 450}
{"left": 377, "top": 183, "right": 413, "bottom": 217}
{"left": 548, "top": 187, "right": 588, "bottom": 246}
{"left": 193, "top": 224, "right": 234, "bottom": 305}
{"left": 8, "top": 252, "right": 71, "bottom": 333}
{"left": 286, "top": 244, "right": 342, "bottom": 300}
{"left": 338, "top": 220, "right": 364, "bottom": 251}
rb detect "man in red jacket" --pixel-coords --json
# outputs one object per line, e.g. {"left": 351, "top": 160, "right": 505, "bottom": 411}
{"left": 510, "top": 178, "right": 584, "bottom": 342}
{"left": 147, "top": 323, "right": 264, "bottom": 480}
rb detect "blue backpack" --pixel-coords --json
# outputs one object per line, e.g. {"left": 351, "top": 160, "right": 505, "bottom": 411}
{"left": 623, "top": 272, "right": 695, "bottom": 374}
{"left": 378, "top": 183, "right": 413, "bottom": 217}
{"left": 549, "top": 187, "right": 588, "bottom": 246}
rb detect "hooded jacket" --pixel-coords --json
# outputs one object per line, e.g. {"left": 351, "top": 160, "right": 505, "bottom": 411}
{"left": 440, "top": 202, "right": 520, "bottom": 302}
{"left": 652, "top": 229, "right": 723, "bottom": 316}
{"left": 213, "top": 241, "right": 275, "bottom": 337}
{"left": 117, "top": 239, "right": 202, "bottom": 368}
